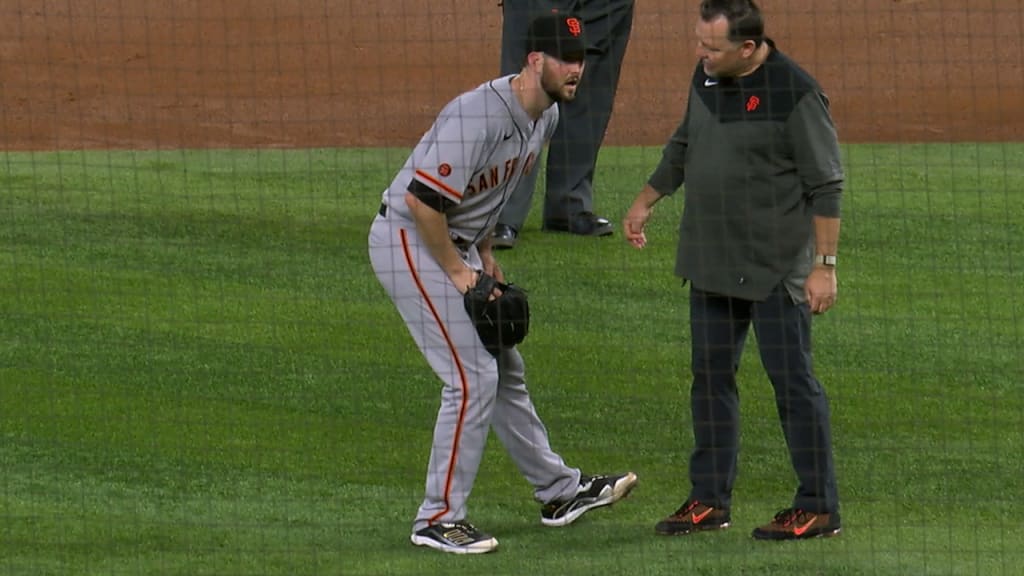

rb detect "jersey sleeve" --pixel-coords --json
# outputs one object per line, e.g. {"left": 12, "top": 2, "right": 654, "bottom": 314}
{"left": 787, "top": 91, "right": 844, "bottom": 218}
{"left": 647, "top": 96, "right": 690, "bottom": 196}
{"left": 408, "top": 98, "right": 491, "bottom": 207}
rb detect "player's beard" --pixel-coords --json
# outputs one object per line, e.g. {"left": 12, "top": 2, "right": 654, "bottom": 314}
{"left": 540, "top": 64, "right": 579, "bottom": 104}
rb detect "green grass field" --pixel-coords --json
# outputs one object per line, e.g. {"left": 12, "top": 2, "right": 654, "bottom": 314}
{"left": 1, "top": 144, "right": 1022, "bottom": 575}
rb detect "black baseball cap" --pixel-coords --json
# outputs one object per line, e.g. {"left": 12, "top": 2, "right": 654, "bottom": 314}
{"left": 526, "top": 12, "right": 586, "bottom": 63}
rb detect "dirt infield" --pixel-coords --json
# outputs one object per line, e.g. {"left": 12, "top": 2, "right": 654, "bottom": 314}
{"left": 1, "top": 0, "right": 1020, "bottom": 150}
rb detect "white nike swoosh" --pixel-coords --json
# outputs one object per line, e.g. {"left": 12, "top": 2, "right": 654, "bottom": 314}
{"left": 704, "top": 78, "right": 718, "bottom": 87}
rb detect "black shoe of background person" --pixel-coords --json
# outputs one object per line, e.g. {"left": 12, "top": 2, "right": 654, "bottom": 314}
{"left": 543, "top": 212, "right": 614, "bottom": 237}
{"left": 491, "top": 223, "right": 519, "bottom": 250}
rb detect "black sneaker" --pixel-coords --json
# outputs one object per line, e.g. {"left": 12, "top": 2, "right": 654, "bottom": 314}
{"left": 543, "top": 212, "right": 614, "bottom": 237}
{"left": 491, "top": 223, "right": 519, "bottom": 250}
{"left": 654, "top": 500, "right": 731, "bottom": 535}
{"left": 541, "top": 472, "right": 638, "bottom": 527}
{"left": 751, "top": 508, "right": 841, "bottom": 541}
{"left": 410, "top": 521, "right": 498, "bottom": 554}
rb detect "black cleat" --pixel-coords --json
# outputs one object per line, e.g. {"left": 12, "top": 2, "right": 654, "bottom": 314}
{"left": 410, "top": 521, "right": 498, "bottom": 554}
{"left": 541, "top": 472, "right": 638, "bottom": 527}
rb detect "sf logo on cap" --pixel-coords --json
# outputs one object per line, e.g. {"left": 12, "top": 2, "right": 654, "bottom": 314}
{"left": 565, "top": 17, "right": 582, "bottom": 37}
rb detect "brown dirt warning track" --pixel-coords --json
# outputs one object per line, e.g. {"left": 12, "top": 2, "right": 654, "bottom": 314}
{"left": 1, "top": 0, "right": 1020, "bottom": 150}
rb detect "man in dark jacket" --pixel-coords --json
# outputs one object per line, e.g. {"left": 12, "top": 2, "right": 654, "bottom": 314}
{"left": 623, "top": 0, "right": 843, "bottom": 541}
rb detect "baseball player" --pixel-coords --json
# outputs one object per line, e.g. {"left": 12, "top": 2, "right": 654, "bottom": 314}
{"left": 367, "top": 13, "right": 637, "bottom": 555}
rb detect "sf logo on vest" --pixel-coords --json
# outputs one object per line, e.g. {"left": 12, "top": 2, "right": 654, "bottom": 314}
{"left": 745, "top": 95, "right": 761, "bottom": 113}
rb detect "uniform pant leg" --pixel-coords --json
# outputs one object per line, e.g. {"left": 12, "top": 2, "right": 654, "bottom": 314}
{"left": 543, "top": 0, "right": 634, "bottom": 221}
{"left": 368, "top": 216, "right": 502, "bottom": 531}
{"left": 687, "top": 287, "right": 750, "bottom": 510}
{"left": 490, "top": 347, "right": 581, "bottom": 503}
{"left": 750, "top": 284, "right": 840, "bottom": 514}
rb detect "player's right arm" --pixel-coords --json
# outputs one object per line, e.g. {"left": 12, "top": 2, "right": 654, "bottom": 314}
{"left": 405, "top": 192, "right": 476, "bottom": 293}
{"left": 401, "top": 94, "right": 492, "bottom": 293}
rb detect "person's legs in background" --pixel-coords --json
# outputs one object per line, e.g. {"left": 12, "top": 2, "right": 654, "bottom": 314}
{"left": 494, "top": 0, "right": 635, "bottom": 248}
{"left": 493, "top": 0, "right": 546, "bottom": 249}
{"left": 542, "top": 0, "right": 634, "bottom": 237}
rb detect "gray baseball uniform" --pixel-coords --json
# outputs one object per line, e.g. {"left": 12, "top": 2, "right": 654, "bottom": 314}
{"left": 368, "top": 75, "right": 581, "bottom": 533}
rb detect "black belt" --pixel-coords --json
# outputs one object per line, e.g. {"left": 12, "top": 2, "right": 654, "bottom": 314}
{"left": 379, "top": 203, "right": 471, "bottom": 249}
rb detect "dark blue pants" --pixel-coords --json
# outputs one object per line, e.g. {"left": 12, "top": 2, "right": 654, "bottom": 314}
{"left": 687, "top": 285, "right": 839, "bottom": 514}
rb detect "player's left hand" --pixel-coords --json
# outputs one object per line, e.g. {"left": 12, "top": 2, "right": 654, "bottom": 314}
{"left": 805, "top": 266, "right": 837, "bottom": 314}
{"left": 481, "top": 256, "right": 505, "bottom": 284}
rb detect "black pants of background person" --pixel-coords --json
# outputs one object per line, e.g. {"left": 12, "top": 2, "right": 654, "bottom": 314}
{"left": 497, "top": 0, "right": 634, "bottom": 234}
{"left": 687, "top": 285, "right": 840, "bottom": 515}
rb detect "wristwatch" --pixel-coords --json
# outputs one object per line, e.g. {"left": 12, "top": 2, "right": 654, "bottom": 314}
{"left": 814, "top": 254, "right": 837, "bottom": 267}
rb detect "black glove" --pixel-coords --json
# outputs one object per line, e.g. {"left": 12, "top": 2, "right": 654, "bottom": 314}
{"left": 463, "top": 272, "right": 530, "bottom": 356}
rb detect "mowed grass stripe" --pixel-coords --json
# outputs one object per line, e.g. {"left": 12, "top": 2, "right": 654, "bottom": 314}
{"left": 1, "top": 144, "right": 1022, "bottom": 575}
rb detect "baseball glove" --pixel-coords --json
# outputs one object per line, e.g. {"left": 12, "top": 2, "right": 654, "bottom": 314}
{"left": 463, "top": 272, "right": 530, "bottom": 356}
